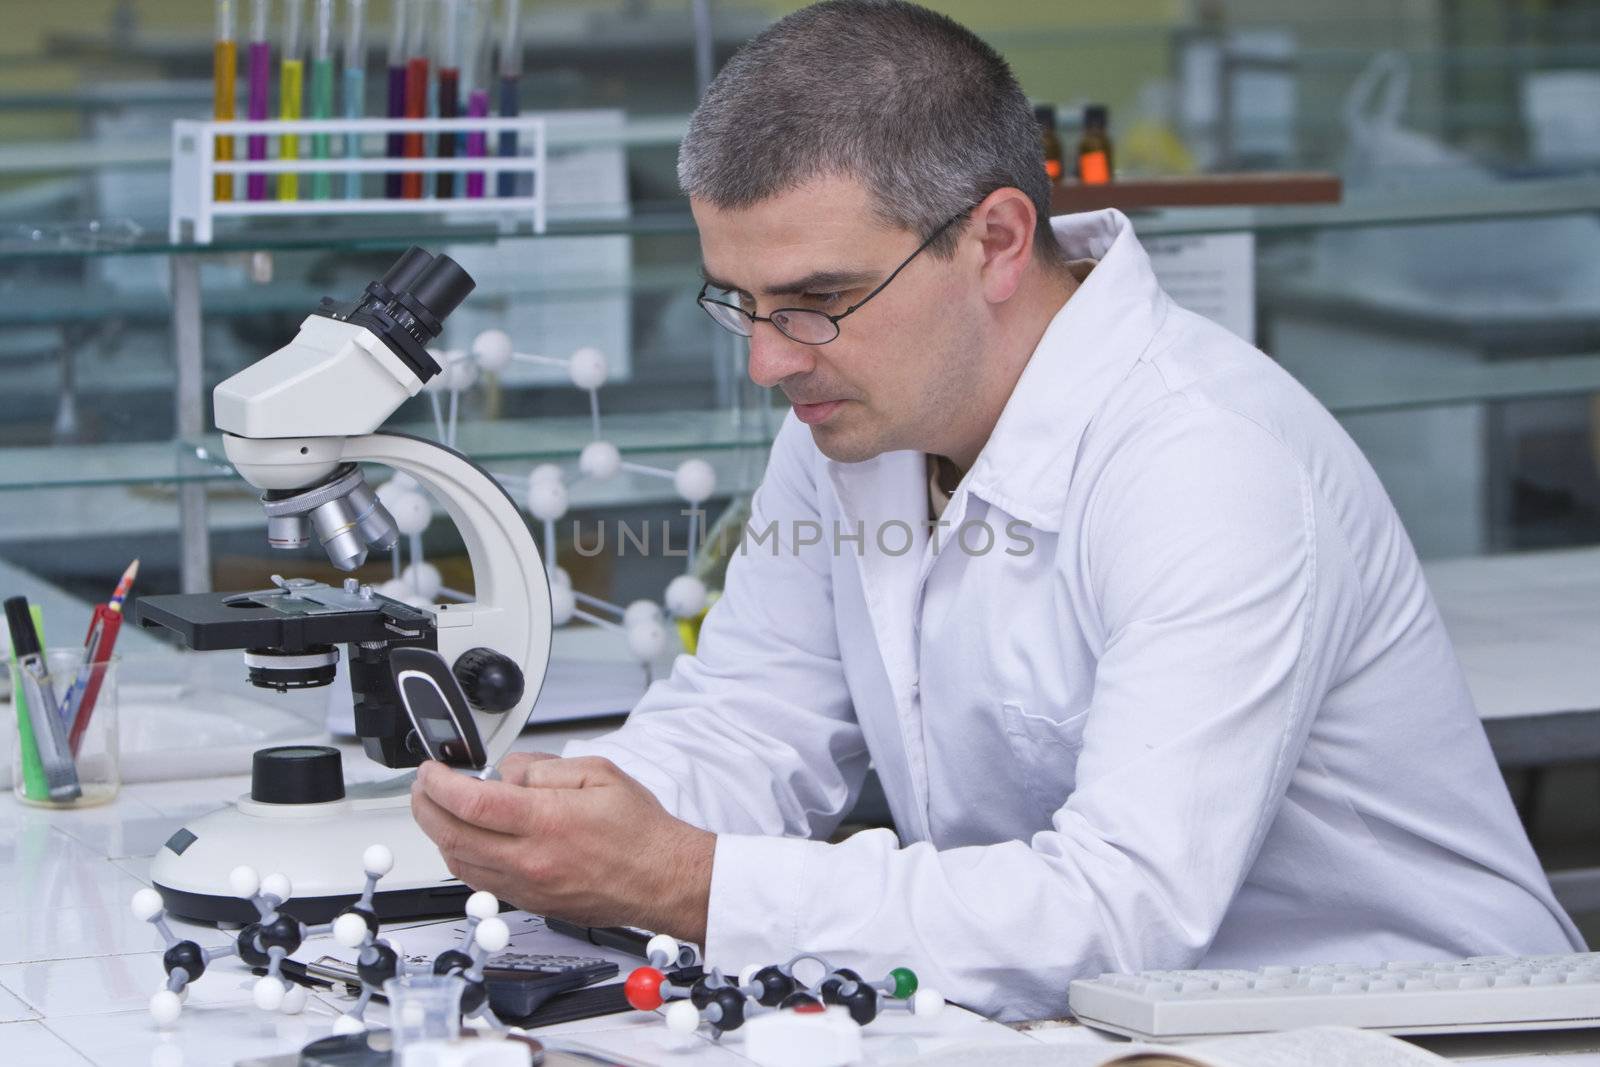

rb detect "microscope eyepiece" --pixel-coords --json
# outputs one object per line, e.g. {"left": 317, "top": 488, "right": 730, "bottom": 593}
{"left": 317, "top": 246, "right": 477, "bottom": 386}
{"left": 378, "top": 246, "right": 435, "bottom": 294}
{"left": 407, "top": 255, "right": 475, "bottom": 324}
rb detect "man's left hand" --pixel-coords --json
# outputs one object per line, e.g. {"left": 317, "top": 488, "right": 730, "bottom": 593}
{"left": 411, "top": 754, "right": 714, "bottom": 944}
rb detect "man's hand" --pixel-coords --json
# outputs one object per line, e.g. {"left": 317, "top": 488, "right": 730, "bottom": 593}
{"left": 410, "top": 753, "right": 714, "bottom": 944}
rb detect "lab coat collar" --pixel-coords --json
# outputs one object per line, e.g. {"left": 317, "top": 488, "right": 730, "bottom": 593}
{"left": 966, "top": 208, "right": 1171, "bottom": 533}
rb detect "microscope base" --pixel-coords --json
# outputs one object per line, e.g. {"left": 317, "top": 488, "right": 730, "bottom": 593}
{"left": 151, "top": 785, "right": 467, "bottom": 925}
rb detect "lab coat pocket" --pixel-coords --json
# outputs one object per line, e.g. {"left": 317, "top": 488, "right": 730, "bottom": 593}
{"left": 1001, "top": 701, "right": 1089, "bottom": 822}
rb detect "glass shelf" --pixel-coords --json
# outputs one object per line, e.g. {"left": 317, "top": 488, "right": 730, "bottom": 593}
{"left": 4, "top": 177, "right": 1597, "bottom": 261}
{"left": 0, "top": 408, "right": 779, "bottom": 495}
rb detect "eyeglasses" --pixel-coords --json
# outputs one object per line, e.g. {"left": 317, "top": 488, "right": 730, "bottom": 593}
{"left": 696, "top": 207, "right": 973, "bottom": 346}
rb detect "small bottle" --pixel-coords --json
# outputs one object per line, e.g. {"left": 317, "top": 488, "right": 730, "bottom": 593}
{"left": 1077, "top": 103, "right": 1113, "bottom": 185}
{"left": 1035, "top": 104, "right": 1063, "bottom": 183}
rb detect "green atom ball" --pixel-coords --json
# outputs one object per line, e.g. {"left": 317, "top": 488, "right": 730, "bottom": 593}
{"left": 890, "top": 967, "right": 918, "bottom": 999}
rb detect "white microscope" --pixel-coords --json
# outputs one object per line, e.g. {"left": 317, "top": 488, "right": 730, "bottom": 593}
{"left": 135, "top": 248, "right": 553, "bottom": 924}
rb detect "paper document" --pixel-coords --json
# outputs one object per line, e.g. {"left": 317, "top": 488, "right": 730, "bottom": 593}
{"left": 913, "top": 1025, "right": 1447, "bottom": 1067}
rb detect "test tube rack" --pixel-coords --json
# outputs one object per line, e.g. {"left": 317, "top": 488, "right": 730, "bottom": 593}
{"left": 168, "top": 115, "right": 547, "bottom": 243}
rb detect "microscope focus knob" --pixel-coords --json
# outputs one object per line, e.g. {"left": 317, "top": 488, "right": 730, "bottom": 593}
{"left": 453, "top": 648, "right": 524, "bottom": 713}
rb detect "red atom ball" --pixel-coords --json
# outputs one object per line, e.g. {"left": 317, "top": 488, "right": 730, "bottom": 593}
{"left": 792, "top": 1001, "right": 826, "bottom": 1014}
{"left": 625, "top": 967, "right": 666, "bottom": 1011}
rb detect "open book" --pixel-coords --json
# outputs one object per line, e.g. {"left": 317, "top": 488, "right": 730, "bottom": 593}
{"left": 914, "top": 1025, "right": 1448, "bottom": 1067}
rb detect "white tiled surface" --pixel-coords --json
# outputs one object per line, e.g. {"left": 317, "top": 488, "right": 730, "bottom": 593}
{"left": 0, "top": 743, "right": 1039, "bottom": 1067}
{"left": 3, "top": 737, "right": 1595, "bottom": 1066}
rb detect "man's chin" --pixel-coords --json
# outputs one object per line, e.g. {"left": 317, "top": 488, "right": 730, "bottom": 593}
{"left": 807, "top": 421, "right": 886, "bottom": 465}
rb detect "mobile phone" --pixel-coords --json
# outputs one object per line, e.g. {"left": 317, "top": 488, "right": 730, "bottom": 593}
{"left": 389, "top": 646, "right": 488, "bottom": 770}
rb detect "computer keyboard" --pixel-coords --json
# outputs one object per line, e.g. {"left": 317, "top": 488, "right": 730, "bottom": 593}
{"left": 1067, "top": 952, "right": 1600, "bottom": 1040}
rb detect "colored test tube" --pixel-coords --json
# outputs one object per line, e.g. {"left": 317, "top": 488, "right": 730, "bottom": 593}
{"left": 214, "top": 0, "right": 238, "bottom": 202}
{"left": 465, "top": 89, "right": 488, "bottom": 198}
{"left": 402, "top": 0, "right": 430, "bottom": 199}
{"left": 278, "top": 0, "right": 306, "bottom": 200}
{"left": 343, "top": 0, "right": 366, "bottom": 197}
{"left": 434, "top": 0, "right": 460, "bottom": 198}
{"left": 495, "top": 0, "right": 520, "bottom": 197}
{"left": 384, "top": 0, "right": 408, "bottom": 197}
{"left": 309, "top": 0, "right": 335, "bottom": 199}
{"left": 460, "top": 0, "right": 489, "bottom": 197}
{"left": 247, "top": 0, "right": 272, "bottom": 201}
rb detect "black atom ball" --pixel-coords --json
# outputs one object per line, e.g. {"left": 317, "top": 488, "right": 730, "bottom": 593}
{"left": 357, "top": 943, "right": 400, "bottom": 987}
{"left": 689, "top": 977, "right": 716, "bottom": 1009}
{"left": 433, "top": 949, "right": 473, "bottom": 977}
{"left": 710, "top": 988, "right": 746, "bottom": 1032}
{"left": 236, "top": 923, "right": 270, "bottom": 968}
{"left": 163, "top": 940, "right": 207, "bottom": 982}
{"left": 753, "top": 966, "right": 795, "bottom": 1007}
{"left": 258, "top": 913, "right": 304, "bottom": 954}
{"left": 842, "top": 985, "right": 879, "bottom": 1026}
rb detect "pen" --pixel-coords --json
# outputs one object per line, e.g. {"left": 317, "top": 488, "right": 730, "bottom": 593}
{"left": 5, "top": 597, "right": 80, "bottom": 802}
{"left": 62, "top": 559, "right": 137, "bottom": 754}
{"left": 544, "top": 918, "right": 699, "bottom": 969}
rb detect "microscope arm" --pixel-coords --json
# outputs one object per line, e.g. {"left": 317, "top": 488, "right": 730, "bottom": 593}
{"left": 223, "top": 430, "right": 553, "bottom": 768}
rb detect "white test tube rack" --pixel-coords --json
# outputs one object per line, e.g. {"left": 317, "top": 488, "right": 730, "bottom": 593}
{"left": 169, "top": 116, "right": 548, "bottom": 243}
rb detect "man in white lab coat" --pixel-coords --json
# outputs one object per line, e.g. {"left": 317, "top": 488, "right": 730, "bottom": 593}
{"left": 412, "top": 0, "right": 1582, "bottom": 1020}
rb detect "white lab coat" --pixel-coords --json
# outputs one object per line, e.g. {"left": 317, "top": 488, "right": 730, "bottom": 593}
{"left": 566, "top": 209, "right": 1582, "bottom": 1021}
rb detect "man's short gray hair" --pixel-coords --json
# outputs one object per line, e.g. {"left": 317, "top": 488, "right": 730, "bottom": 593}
{"left": 678, "top": 0, "right": 1061, "bottom": 263}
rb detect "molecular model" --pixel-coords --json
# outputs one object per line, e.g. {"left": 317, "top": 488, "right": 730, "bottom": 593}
{"left": 623, "top": 950, "right": 945, "bottom": 1040}
{"left": 130, "top": 844, "right": 511, "bottom": 1032}
{"left": 370, "top": 332, "right": 718, "bottom": 676}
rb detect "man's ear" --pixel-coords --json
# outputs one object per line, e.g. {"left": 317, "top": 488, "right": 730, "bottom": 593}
{"left": 969, "top": 187, "right": 1037, "bottom": 305}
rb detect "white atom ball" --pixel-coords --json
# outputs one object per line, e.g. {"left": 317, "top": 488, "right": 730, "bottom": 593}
{"left": 466, "top": 891, "right": 499, "bottom": 921}
{"left": 568, "top": 346, "right": 609, "bottom": 390}
{"left": 526, "top": 477, "right": 569, "bottom": 522}
{"left": 280, "top": 982, "right": 308, "bottom": 1015}
{"left": 912, "top": 988, "right": 946, "bottom": 1018}
{"left": 253, "top": 976, "right": 286, "bottom": 1012}
{"left": 623, "top": 599, "right": 662, "bottom": 629}
{"left": 472, "top": 329, "right": 514, "bottom": 372}
{"left": 475, "top": 917, "right": 511, "bottom": 953}
{"left": 443, "top": 352, "right": 479, "bottom": 392}
{"left": 646, "top": 934, "right": 680, "bottom": 967}
{"left": 529, "top": 462, "right": 564, "bottom": 486}
{"left": 739, "top": 963, "right": 762, "bottom": 988}
{"left": 377, "top": 579, "right": 410, "bottom": 601}
{"left": 626, "top": 619, "right": 667, "bottom": 662}
{"left": 381, "top": 489, "right": 433, "bottom": 536}
{"left": 261, "top": 873, "right": 293, "bottom": 903}
{"left": 674, "top": 459, "right": 716, "bottom": 504}
{"left": 363, "top": 844, "right": 394, "bottom": 877}
{"left": 402, "top": 562, "right": 443, "bottom": 600}
{"left": 550, "top": 583, "right": 576, "bottom": 627}
{"left": 383, "top": 472, "right": 419, "bottom": 494}
{"left": 131, "top": 888, "right": 164, "bottom": 922}
{"left": 229, "top": 865, "right": 261, "bottom": 900}
{"left": 332, "top": 1013, "right": 366, "bottom": 1036}
{"left": 664, "top": 575, "right": 708, "bottom": 619}
{"left": 333, "top": 913, "right": 369, "bottom": 948}
{"left": 578, "top": 440, "right": 622, "bottom": 481}
{"left": 665, "top": 1000, "right": 701, "bottom": 1034}
{"left": 549, "top": 566, "right": 572, "bottom": 589}
{"left": 150, "top": 989, "right": 183, "bottom": 1027}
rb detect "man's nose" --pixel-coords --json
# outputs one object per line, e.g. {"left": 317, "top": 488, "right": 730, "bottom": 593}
{"left": 746, "top": 323, "right": 817, "bottom": 389}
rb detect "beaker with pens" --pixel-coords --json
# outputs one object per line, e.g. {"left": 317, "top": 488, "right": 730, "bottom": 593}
{"left": 6, "top": 590, "right": 125, "bottom": 808}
